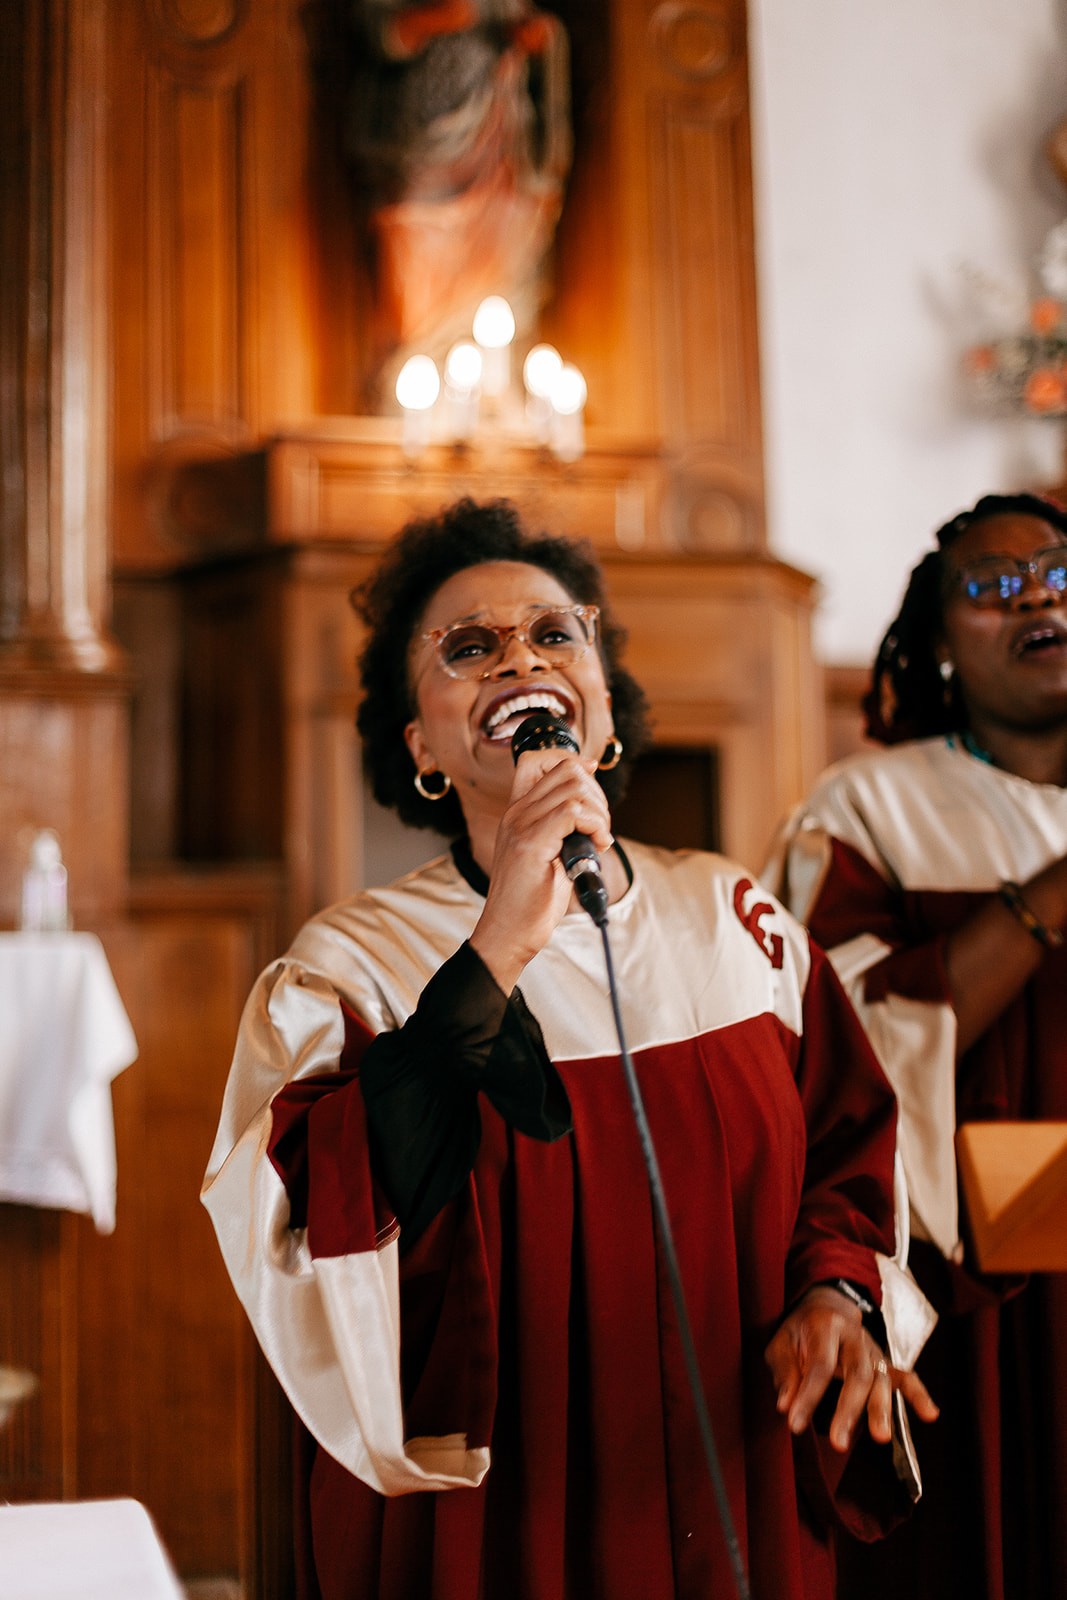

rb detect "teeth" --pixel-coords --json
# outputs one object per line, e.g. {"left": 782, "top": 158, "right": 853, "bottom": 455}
{"left": 485, "top": 692, "right": 569, "bottom": 732}
{"left": 1016, "top": 628, "right": 1063, "bottom": 655}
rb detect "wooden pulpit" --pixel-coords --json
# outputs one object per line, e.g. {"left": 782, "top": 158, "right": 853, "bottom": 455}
{"left": 956, "top": 1121, "right": 1067, "bottom": 1273}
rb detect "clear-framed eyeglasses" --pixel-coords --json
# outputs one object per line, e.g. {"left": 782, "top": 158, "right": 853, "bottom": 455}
{"left": 421, "top": 604, "right": 600, "bottom": 681}
{"left": 951, "top": 546, "right": 1067, "bottom": 608}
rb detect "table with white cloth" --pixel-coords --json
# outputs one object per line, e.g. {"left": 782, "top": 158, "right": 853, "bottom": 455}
{"left": 0, "top": 1498, "right": 184, "bottom": 1600}
{"left": 0, "top": 932, "right": 137, "bottom": 1233}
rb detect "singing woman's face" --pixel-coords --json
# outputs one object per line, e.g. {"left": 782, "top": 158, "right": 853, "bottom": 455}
{"left": 404, "top": 560, "right": 614, "bottom": 836}
{"left": 939, "top": 512, "right": 1067, "bottom": 737}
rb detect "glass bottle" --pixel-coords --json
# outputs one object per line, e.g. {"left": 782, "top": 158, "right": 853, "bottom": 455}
{"left": 20, "top": 829, "right": 71, "bottom": 932}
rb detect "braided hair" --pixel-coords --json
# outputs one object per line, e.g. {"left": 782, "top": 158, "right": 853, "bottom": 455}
{"left": 353, "top": 497, "right": 653, "bottom": 835}
{"left": 862, "top": 491, "right": 1067, "bottom": 743}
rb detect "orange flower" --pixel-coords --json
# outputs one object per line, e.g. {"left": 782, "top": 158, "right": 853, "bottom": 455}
{"left": 1023, "top": 368, "right": 1066, "bottom": 412}
{"left": 1030, "top": 296, "right": 1063, "bottom": 333}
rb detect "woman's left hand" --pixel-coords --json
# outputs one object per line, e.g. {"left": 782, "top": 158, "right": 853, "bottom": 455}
{"left": 763, "top": 1284, "right": 939, "bottom": 1452}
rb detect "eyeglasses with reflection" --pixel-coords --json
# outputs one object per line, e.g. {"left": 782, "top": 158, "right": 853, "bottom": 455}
{"left": 950, "top": 546, "right": 1067, "bottom": 608}
{"left": 421, "top": 604, "right": 600, "bottom": 681}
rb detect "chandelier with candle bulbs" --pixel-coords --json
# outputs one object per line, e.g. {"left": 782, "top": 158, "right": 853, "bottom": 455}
{"left": 393, "top": 296, "right": 587, "bottom": 464}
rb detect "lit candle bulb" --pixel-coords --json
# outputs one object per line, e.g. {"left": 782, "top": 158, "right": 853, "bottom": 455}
{"left": 472, "top": 296, "right": 516, "bottom": 402}
{"left": 443, "top": 340, "right": 483, "bottom": 442}
{"left": 549, "top": 362, "right": 587, "bottom": 462}
{"left": 395, "top": 354, "right": 440, "bottom": 460}
{"left": 522, "top": 343, "right": 562, "bottom": 445}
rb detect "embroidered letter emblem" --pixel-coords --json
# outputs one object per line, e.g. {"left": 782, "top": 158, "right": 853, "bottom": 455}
{"left": 733, "top": 878, "right": 784, "bottom": 969}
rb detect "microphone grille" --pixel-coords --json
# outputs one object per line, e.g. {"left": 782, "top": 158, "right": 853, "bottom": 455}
{"left": 510, "top": 712, "right": 579, "bottom": 763}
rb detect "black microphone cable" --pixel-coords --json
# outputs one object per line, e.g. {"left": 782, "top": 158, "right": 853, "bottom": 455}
{"left": 596, "top": 919, "right": 752, "bottom": 1600}
{"left": 510, "top": 714, "right": 752, "bottom": 1600}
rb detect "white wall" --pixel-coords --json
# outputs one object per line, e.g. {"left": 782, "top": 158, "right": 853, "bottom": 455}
{"left": 749, "top": 0, "right": 1067, "bottom": 663}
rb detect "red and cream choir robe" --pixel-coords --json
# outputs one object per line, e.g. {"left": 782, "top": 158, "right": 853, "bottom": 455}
{"left": 202, "top": 838, "right": 914, "bottom": 1600}
{"left": 765, "top": 734, "right": 1067, "bottom": 1600}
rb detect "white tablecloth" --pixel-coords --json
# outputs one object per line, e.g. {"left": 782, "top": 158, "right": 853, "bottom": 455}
{"left": 0, "top": 932, "right": 137, "bottom": 1233}
{"left": 0, "top": 1498, "right": 184, "bottom": 1599}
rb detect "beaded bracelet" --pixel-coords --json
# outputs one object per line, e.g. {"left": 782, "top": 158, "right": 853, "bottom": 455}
{"left": 820, "top": 1278, "right": 887, "bottom": 1348}
{"left": 998, "top": 880, "right": 1065, "bottom": 950}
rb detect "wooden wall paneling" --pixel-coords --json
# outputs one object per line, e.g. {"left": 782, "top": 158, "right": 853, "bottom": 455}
{"left": 607, "top": 554, "right": 821, "bottom": 870}
{"left": 765, "top": 583, "right": 828, "bottom": 808}
{"left": 67, "top": 874, "right": 284, "bottom": 1589}
{"left": 281, "top": 586, "right": 318, "bottom": 934}
{"left": 825, "top": 663, "right": 874, "bottom": 766}
{"left": 179, "top": 560, "right": 286, "bottom": 863}
{"left": 0, "top": 688, "right": 131, "bottom": 925}
{"left": 148, "top": 67, "right": 248, "bottom": 440}
{"left": 603, "top": 0, "right": 659, "bottom": 439}
{"left": 597, "top": 0, "right": 763, "bottom": 555}
{"left": 656, "top": 101, "right": 750, "bottom": 445}
{"left": 110, "top": 0, "right": 316, "bottom": 574}
{"left": 298, "top": 701, "right": 359, "bottom": 929}
{"left": 112, "top": 578, "right": 185, "bottom": 863}
{"left": 107, "top": 0, "right": 150, "bottom": 572}
{"left": 285, "top": 555, "right": 368, "bottom": 928}
{"left": 647, "top": 0, "right": 765, "bottom": 548}
{"left": 646, "top": 5, "right": 761, "bottom": 440}
{"left": 97, "top": 914, "right": 253, "bottom": 1577}
{"left": 0, "top": 1206, "right": 74, "bottom": 1503}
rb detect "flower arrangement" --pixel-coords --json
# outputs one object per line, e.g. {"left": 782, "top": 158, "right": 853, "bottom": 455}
{"left": 964, "top": 220, "right": 1067, "bottom": 416}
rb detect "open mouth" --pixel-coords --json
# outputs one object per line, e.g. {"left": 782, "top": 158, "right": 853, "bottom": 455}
{"left": 481, "top": 689, "right": 575, "bottom": 743}
{"left": 1011, "top": 624, "right": 1067, "bottom": 659}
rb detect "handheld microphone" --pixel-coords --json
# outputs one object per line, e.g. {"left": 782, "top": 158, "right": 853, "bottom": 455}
{"left": 510, "top": 712, "right": 610, "bottom": 926}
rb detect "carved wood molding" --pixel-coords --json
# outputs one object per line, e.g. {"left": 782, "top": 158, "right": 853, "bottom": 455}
{"left": 150, "top": 84, "right": 243, "bottom": 436}
{"left": 147, "top": 423, "right": 768, "bottom": 566}
{"left": 149, "top": 0, "right": 246, "bottom": 47}
{"left": 651, "top": 3, "right": 734, "bottom": 83}
{"left": 110, "top": 0, "right": 315, "bottom": 571}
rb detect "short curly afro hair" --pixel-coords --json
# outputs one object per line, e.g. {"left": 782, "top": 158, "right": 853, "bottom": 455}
{"left": 863, "top": 490, "right": 1067, "bottom": 743}
{"left": 353, "top": 497, "right": 654, "bottom": 835}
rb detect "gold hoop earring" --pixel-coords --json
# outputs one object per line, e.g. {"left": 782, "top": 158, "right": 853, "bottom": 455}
{"left": 413, "top": 769, "right": 452, "bottom": 801}
{"left": 597, "top": 736, "right": 623, "bottom": 771}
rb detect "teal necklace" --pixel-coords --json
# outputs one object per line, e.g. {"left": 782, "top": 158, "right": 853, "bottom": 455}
{"left": 948, "top": 729, "right": 995, "bottom": 766}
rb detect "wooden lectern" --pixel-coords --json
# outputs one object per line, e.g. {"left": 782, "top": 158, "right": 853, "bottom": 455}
{"left": 956, "top": 1121, "right": 1067, "bottom": 1273}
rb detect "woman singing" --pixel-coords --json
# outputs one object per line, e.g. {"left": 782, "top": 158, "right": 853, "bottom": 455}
{"left": 767, "top": 491, "right": 1067, "bottom": 1600}
{"left": 204, "top": 497, "right": 934, "bottom": 1600}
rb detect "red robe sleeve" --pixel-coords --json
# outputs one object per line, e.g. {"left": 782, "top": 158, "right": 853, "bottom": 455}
{"left": 807, "top": 839, "right": 952, "bottom": 1008}
{"left": 786, "top": 936, "right": 898, "bottom": 1309}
